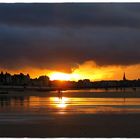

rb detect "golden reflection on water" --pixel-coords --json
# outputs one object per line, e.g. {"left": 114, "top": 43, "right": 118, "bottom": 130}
{"left": 50, "top": 97, "right": 69, "bottom": 108}
{"left": 2, "top": 95, "right": 140, "bottom": 114}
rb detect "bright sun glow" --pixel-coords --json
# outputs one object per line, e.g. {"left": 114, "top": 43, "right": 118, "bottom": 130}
{"left": 49, "top": 72, "right": 71, "bottom": 81}
{"left": 49, "top": 71, "right": 81, "bottom": 81}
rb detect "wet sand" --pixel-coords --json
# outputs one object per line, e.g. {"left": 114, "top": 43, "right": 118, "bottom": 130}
{"left": 0, "top": 113, "right": 140, "bottom": 138}
{"left": 1, "top": 89, "right": 140, "bottom": 138}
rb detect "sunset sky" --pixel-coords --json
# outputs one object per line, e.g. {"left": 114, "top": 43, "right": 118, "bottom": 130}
{"left": 0, "top": 3, "right": 140, "bottom": 81}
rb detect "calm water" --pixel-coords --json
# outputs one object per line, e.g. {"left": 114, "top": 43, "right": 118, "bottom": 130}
{"left": 1, "top": 89, "right": 140, "bottom": 124}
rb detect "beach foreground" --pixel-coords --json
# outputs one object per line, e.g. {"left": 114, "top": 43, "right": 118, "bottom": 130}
{"left": 0, "top": 113, "right": 140, "bottom": 138}
{"left": 1, "top": 90, "right": 140, "bottom": 138}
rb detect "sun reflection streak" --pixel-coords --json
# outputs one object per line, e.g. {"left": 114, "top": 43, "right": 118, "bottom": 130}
{"left": 50, "top": 97, "right": 69, "bottom": 108}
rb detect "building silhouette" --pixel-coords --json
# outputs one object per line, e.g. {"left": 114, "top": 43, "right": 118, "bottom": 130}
{"left": 0, "top": 72, "right": 50, "bottom": 87}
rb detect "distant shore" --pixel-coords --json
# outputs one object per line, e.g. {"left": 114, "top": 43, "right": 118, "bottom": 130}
{"left": 0, "top": 85, "right": 140, "bottom": 98}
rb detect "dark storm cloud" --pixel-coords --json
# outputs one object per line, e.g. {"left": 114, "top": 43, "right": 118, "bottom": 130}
{"left": 1, "top": 3, "right": 140, "bottom": 28}
{"left": 0, "top": 3, "right": 140, "bottom": 72}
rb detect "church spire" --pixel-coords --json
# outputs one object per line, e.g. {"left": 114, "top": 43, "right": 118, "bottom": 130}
{"left": 123, "top": 72, "right": 126, "bottom": 81}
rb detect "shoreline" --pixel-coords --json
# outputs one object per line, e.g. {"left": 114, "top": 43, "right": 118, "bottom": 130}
{"left": 0, "top": 86, "right": 140, "bottom": 98}
{"left": 0, "top": 85, "right": 139, "bottom": 91}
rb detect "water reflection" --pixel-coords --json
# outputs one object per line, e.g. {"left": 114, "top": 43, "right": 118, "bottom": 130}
{"left": 1, "top": 94, "right": 140, "bottom": 114}
{"left": 0, "top": 95, "right": 29, "bottom": 108}
{"left": 50, "top": 97, "right": 69, "bottom": 108}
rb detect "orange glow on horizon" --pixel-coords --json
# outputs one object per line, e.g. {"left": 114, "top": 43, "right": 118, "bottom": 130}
{"left": 48, "top": 61, "right": 140, "bottom": 81}
{"left": 0, "top": 61, "right": 140, "bottom": 81}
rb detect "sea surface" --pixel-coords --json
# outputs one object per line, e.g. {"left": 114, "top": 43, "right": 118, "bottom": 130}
{"left": 1, "top": 89, "right": 140, "bottom": 124}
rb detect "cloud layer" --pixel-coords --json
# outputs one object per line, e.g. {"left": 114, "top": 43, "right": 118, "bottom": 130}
{"left": 0, "top": 3, "right": 140, "bottom": 72}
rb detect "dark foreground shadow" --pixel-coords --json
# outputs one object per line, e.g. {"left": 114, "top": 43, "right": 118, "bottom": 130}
{"left": 0, "top": 114, "right": 140, "bottom": 138}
